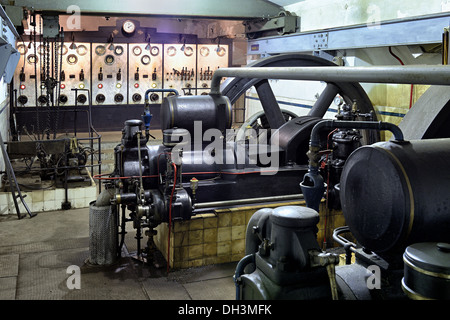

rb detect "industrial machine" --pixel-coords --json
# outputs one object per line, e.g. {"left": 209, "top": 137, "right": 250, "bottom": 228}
{"left": 86, "top": 49, "right": 450, "bottom": 299}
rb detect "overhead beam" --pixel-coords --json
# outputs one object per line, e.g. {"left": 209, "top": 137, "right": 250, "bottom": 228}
{"left": 9, "top": 0, "right": 283, "bottom": 19}
{"left": 247, "top": 13, "right": 450, "bottom": 55}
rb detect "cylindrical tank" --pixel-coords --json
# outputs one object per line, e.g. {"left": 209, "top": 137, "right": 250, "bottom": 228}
{"left": 340, "top": 138, "right": 450, "bottom": 257}
{"left": 160, "top": 95, "right": 232, "bottom": 135}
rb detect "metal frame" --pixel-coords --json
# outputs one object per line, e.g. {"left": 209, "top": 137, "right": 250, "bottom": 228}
{"left": 247, "top": 13, "right": 450, "bottom": 55}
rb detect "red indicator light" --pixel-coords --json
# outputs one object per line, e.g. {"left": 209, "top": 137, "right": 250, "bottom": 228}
{"left": 20, "top": 84, "right": 26, "bottom": 90}
{"left": 98, "top": 83, "right": 103, "bottom": 89}
{"left": 134, "top": 83, "right": 139, "bottom": 88}
{"left": 60, "top": 84, "right": 66, "bottom": 89}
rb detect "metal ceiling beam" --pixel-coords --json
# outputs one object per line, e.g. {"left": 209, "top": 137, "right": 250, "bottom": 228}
{"left": 8, "top": 0, "right": 283, "bottom": 19}
{"left": 247, "top": 13, "right": 450, "bottom": 55}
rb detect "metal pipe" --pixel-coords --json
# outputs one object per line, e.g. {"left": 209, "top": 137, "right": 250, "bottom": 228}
{"left": 210, "top": 65, "right": 450, "bottom": 95}
{"left": 193, "top": 194, "right": 305, "bottom": 209}
{"left": 307, "top": 120, "right": 404, "bottom": 174}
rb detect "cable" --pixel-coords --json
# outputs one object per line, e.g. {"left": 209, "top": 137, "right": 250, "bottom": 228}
{"left": 167, "top": 162, "right": 177, "bottom": 274}
{"left": 388, "top": 46, "right": 414, "bottom": 109}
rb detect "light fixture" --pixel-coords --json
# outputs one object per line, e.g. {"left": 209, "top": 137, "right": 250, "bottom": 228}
{"left": 215, "top": 37, "right": 221, "bottom": 53}
{"left": 108, "top": 33, "right": 114, "bottom": 51}
{"left": 69, "top": 32, "right": 77, "bottom": 50}
{"left": 145, "top": 34, "right": 151, "bottom": 51}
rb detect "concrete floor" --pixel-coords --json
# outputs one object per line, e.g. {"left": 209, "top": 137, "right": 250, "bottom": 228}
{"left": 0, "top": 208, "right": 237, "bottom": 300}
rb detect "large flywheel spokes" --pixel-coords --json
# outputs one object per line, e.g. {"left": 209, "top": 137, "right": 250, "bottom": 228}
{"left": 220, "top": 53, "right": 380, "bottom": 145}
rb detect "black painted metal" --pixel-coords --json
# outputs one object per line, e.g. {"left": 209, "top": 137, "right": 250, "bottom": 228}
{"left": 340, "top": 139, "right": 450, "bottom": 260}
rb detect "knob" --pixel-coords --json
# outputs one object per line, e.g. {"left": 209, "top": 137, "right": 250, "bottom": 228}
{"left": 77, "top": 94, "right": 87, "bottom": 104}
{"left": 96, "top": 94, "right": 105, "bottom": 103}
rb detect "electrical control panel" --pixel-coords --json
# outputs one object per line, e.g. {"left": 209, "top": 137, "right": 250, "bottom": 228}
{"left": 59, "top": 42, "right": 91, "bottom": 106}
{"left": 128, "top": 43, "right": 163, "bottom": 104}
{"left": 197, "top": 44, "right": 229, "bottom": 95}
{"left": 14, "top": 42, "right": 43, "bottom": 107}
{"left": 163, "top": 43, "right": 196, "bottom": 97}
{"left": 13, "top": 41, "right": 229, "bottom": 107}
{"left": 92, "top": 43, "right": 128, "bottom": 106}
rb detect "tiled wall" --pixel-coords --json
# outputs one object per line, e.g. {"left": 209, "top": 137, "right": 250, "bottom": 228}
{"left": 155, "top": 200, "right": 345, "bottom": 270}
{"left": 0, "top": 179, "right": 97, "bottom": 215}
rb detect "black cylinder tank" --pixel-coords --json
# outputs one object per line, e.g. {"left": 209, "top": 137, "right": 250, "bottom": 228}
{"left": 340, "top": 138, "right": 450, "bottom": 257}
{"left": 160, "top": 95, "right": 232, "bottom": 135}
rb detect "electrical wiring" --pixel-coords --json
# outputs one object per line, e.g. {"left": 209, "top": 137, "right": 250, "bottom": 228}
{"left": 388, "top": 46, "right": 414, "bottom": 109}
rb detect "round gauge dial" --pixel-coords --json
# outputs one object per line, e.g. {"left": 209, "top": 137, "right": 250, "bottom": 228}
{"left": 150, "top": 46, "right": 159, "bottom": 56}
{"left": 17, "top": 44, "right": 28, "bottom": 55}
{"left": 37, "top": 45, "right": 45, "bottom": 55}
{"left": 105, "top": 55, "right": 115, "bottom": 65}
{"left": 67, "top": 54, "right": 78, "bottom": 65}
{"left": 27, "top": 54, "right": 38, "bottom": 64}
{"left": 76, "top": 45, "right": 87, "bottom": 56}
{"left": 122, "top": 20, "right": 136, "bottom": 34}
{"left": 184, "top": 46, "right": 194, "bottom": 57}
{"left": 200, "top": 46, "right": 210, "bottom": 57}
{"left": 167, "top": 46, "right": 176, "bottom": 57}
{"left": 95, "top": 45, "right": 106, "bottom": 56}
{"left": 132, "top": 46, "right": 142, "bottom": 56}
{"left": 56, "top": 44, "right": 68, "bottom": 55}
{"left": 114, "top": 45, "right": 124, "bottom": 56}
{"left": 141, "top": 55, "right": 151, "bottom": 65}
{"left": 216, "top": 46, "right": 226, "bottom": 57}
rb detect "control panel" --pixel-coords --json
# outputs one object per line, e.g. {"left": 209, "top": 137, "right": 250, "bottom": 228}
{"left": 128, "top": 43, "right": 163, "bottom": 104}
{"left": 163, "top": 43, "right": 196, "bottom": 97}
{"left": 197, "top": 44, "right": 229, "bottom": 95}
{"left": 14, "top": 41, "right": 229, "bottom": 107}
{"left": 59, "top": 42, "right": 91, "bottom": 106}
{"left": 92, "top": 43, "right": 128, "bottom": 106}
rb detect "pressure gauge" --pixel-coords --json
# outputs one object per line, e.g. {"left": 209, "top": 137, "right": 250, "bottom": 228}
{"left": 150, "top": 46, "right": 159, "bottom": 56}
{"left": 17, "top": 44, "right": 28, "bottom": 55}
{"left": 132, "top": 46, "right": 142, "bottom": 56}
{"left": 95, "top": 45, "right": 106, "bottom": 56}
{"left": 67, "top": 54, "right": 78, "bottom": 65}
{"left": 122, "top": 20, "right": 136, "bottom": 34}
{"left": 334, "top": 95, "right": 344, "bottom": 106}
{"left": 184, "top": 46, "right": 194, "bottom": 57}
{"left": 200, "top": 46, "right": 210, "bottom": 57}
{"left": 114, "top": 45, "right": 124, "bottom": 56}
{"left": 57, "top": 44, "right": 68, "bottom": 55}
{"left": 216, "top": 46, "right": 226, "bottom": 57}
{"left": 76, "top": 45, "right": 87, "bottom": 56}
{"left": 37, "top": 45, "right": 45, "bottom": 55}
{"left": 141, "top": 55, "right": 151, "bottom": 65}
{"left": 105, "top": 54, "right": 115, "bottom": 65}
{"left": 27, "top": 54, "right": 38, "bottom": 64}
{"left": 167, "top": 46, "right": 176, "bottom": 57}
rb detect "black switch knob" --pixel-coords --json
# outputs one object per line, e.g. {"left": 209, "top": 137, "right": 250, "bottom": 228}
{"left": 98, "top": 67, "right": 103, "bottom": 81}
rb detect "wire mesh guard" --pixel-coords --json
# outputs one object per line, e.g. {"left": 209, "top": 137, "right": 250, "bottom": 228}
{"left": 88, "top": 201, "right": 118, "bottom": 265}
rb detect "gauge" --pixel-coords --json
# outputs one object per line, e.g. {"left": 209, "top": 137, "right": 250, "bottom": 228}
{"left": 76, "top": 45, "right": 87, "bottom": 56}
{"left": 114, "top": 45, "right": 124, "bottom": 56}
{"left": 167, "top": 46, "right": 176, "bottom": 57}
{"left": 17, "top": 44, "right": 28, "bottom": 55}
{"left": 37, "top": 45, "right": 46, "bottom": 55}
{"left": 27, "top": 54, "right": 38, "bottom": 64}
{"left": 216, "top": 46, "right": 226, "bottom": 57}
{"left": 150, "top": 46, "right": 159, "bottom": 56}
{"left": 67, "top": 54, "right": 78, "bottom": 65}
{"left": 122, "top": 20, "right": 136, "bottom": 34}
{"left": 184, "top": 46, "right": 194, "bottom": 57}
{"left": 200, "top": 46, "right": 210, "bottom": 57}
{"left": 141, "top": 55, "right": 151, "bottom": 65}
{"left": 56, "top": 44, "right": 68, "bottom": 55}
{"left": 132, "top": 46, "right": 142, "bottom": 56}
{"left": 334, "top": 95, "right": 344, "bottom": 106}
{"left": 105, "top": 54, "right": 115, "bottom": 65}
{"left": 95, "top": 45, "right": 106, "bottom": 56}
